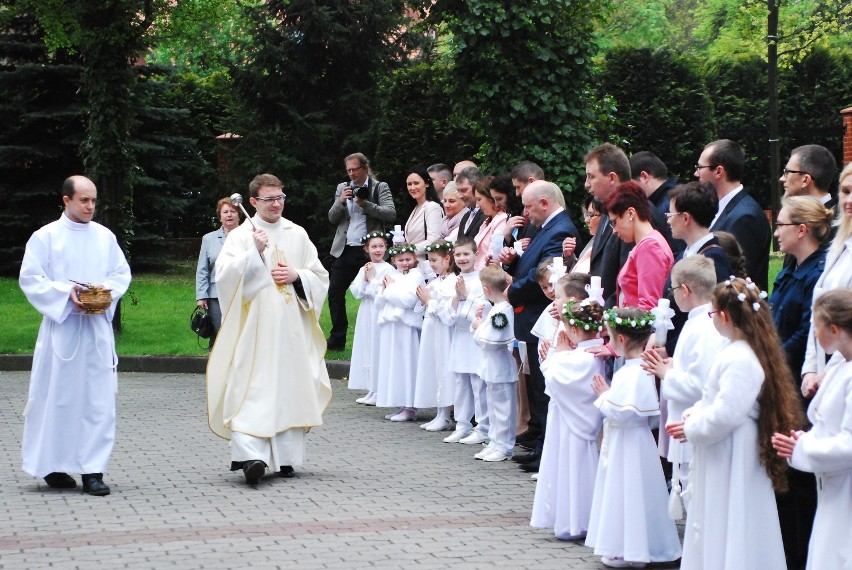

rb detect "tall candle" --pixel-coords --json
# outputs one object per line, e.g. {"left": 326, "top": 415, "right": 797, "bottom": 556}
{"left": 590, "top": 276, "right": 601, "bottom": 290}
{"left": 394, "top": 224, "right": 402, "bottom": 232}
{"left": 552, "top": 257, "right": 564, "bottom": 270}
{"left": 657, "top": 298, "right": 670, "bottom": 310}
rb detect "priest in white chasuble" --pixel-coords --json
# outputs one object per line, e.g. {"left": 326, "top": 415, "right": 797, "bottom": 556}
{"left": 207, "top": 173, "right": 332, "bottom": 485}
{"left": 18, "top": 175, "right": 131, "bottom": 497}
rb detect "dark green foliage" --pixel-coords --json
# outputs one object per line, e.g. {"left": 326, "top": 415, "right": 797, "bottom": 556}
{"left": 228, "top": 0, "right": 416, "bottom": 253}
{"left": 0, "top": 12, "right": 85, "bottom": 275}
{"left": 373, "top": 55, "right": 480, "bottom": 218}
{"left": 431, "top": 0, "right": 607, "bottom": 206}
{"left": 598, "top": 47, "right": 716, "bottom": 182}
{"left": 705, "top": 54, "right": 771, "bottom": 206}
{"left": 778, "top": 48, "right": 852, "bottom": 193}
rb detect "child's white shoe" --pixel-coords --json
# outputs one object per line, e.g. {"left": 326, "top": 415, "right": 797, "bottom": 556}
{"left": 601, "top": 557, "right": 646, "bottom": 568}
{"left": 425, "top": 418, "right": 454, "bottom": 432}
{"left": 362, "top": 392, "right": 377, "bottom": 406}
{"left": 443, "top": 429, "right": 471, "bottom": 443}
{"left": 385, "top": 408, "right": 404, "bottom": 420}
{"left": 390, "top": 408, "right": 416, "bottom": 422}
{"left": 474, "top": 447, "right": 491, "bottom": 460}
{"left": 458, "top": 431, "right": 489, "bottom": 445}
{"left": 482, "top": 449, "right": 511, "bottom": 462}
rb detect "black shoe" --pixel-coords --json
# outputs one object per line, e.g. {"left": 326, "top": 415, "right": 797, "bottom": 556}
{"left": 243, "top": 460, "right": 266, "bottom": 484}
{"left": 511, "top": 450, "right": 541, "bottom": 465}
{"left": 326, "top": 338, "right": 345, "bottom": 351}
{"left": 520, "top": 459, "right": 540, "bottom": 473}
{"left": 81, "top": 473, "right": 110, "bottom": 496}
{"left": 277, "top": 466, "right": 295, "bottom": 478}
{"left": 515, "top": 430, "right": 540, "bottom": 445}
{"left": 44, "top": 472, "right": 77, "bottom": 489}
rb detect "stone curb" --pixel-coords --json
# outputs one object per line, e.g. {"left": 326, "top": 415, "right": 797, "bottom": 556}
{"left": 0, "top": 354, "right": 350, "bottom": 378}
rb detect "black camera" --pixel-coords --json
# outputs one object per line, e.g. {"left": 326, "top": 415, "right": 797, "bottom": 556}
{"left": 350, "top": 183, "right": 370, "bottom": 200}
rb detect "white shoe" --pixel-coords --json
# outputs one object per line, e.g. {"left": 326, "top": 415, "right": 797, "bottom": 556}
{"left": 458, "top": 431, "right": 489, "bottom": 445}
{"left": 390, "top": 408, "right": 416, "bottom": 422}
{"left": 385, "top": 408, "right": 403, "bottom": 420}
{"left": 443, "top": 429, "right": 471, "bottom": 443}
{"left": 425, "top": 418, "right": 454, "bottom": 432}
{"left": 362, "top": 393, "right": 377, "bottom": 406}
{"left": 474, "top": 448, "right": 491, "bottom": 460}
{"left": 601, "top": 557, "right": 646, "bottom": 568}
{"left": 482, "top": 449, "right": 511, "bottom": 462}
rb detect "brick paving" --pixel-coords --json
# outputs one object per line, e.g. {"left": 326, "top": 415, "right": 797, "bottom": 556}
{"left": 0, "top": 370, "right": 678, "bottom": 569}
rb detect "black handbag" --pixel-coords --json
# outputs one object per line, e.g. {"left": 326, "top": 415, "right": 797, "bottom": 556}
{"left": 190, "top": 306, "right": 214, "bottom": 339}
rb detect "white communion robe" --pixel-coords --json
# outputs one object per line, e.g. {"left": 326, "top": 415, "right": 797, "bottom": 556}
{"left": 413, "top": 274, "right": 456, "bottom": 408}
{"left": 347, "top": 261, "right": 392, "bottom": 391}
{"left": 585, "top": 358, "right": 682, "bottom": 564}
{"left": 19, "top": 214, "right": 131, "bottom": 477}
{"left": 680, "top": 340, "right": 786, "bottom": 570}
{"left": 207, "top": 216, "right": 332, "bottom": 469}
{"left": 374, "top": 267, "right": 424, "bottom": 408}
{"left": 531, "top": 339, "right": 605, "bottom": 540}
{"left": 661, "top": 303, "right": 728, "bottom": 486}
{"left": 789, "top": 360, "right": 852, "bottom": 570}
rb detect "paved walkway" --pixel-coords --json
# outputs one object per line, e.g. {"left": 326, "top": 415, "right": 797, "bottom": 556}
{"left": 0, "top": 371, "right": 679, "bottom": 569}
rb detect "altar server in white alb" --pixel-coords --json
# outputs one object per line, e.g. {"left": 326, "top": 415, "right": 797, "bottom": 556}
{"left": 19, "top": 175, "right": 131, "bottom": 496}
{"left": 772, "top": 289, "right": 852, "bottom": 570}
{"left": 471, "top": 265, "right": 518, "bottom": 462}
{"left": 207, "top": 174, "right": 332, "bottom": 485}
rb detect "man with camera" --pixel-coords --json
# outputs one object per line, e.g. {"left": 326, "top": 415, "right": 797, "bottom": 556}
{"left": 326, "top": 153, "right": 396, "bottom": 350}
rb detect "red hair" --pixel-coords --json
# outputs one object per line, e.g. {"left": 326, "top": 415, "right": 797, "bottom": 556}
{"left": 605, "top": 180, "right": 651, "bottom": 221}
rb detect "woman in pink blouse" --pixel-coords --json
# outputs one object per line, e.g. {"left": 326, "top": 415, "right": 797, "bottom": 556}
{"left": 606, "top": 181, "right": 674, "bottom": 310}
{"left": 473, "top": 175, "right": 509, "bottom": 270}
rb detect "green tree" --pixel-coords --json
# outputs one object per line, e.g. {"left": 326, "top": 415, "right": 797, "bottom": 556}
{"left": 432, "top": 0, "right": 608, "bottom": 203}
{"left": 0, "top": 11, "right": 85, "bottom": 275}
{"left": 598, "top": 47, "right": 716, "bottom": 181}
{"left": 228, "top": 0, "right": 417, "bottom": 252}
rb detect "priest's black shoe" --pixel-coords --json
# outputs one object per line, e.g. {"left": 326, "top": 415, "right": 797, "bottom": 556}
{"left": 243, "top": 460, "right": 266, "bottom": 484}
{"left": 81, "top": 473, "right": 110, "bottom": 496}
{"left": 511, "top": 450, "right": 541, "bottom": 465}
{"left": 277, "top": 466, "right": 295, "bottom": 478}
{"left": 326, "top": 338, "right": 345, "bottom": 351}
{"left": 520, "top": 459, "right": 540, "bottom": 473}
{"left": 44, "top": 472, "right": 77, "bottom": 489}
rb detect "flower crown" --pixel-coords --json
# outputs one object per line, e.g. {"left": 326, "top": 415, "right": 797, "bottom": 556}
{"left": 388, "top": 244, "right": 417, "bottom": 257}
{"left": 724, "top": 276, "right": 768, "bottom": 312}
{"left": 603, "top": 307, "right": 655, "bottom": 331}
{"left": 562, "top": 299, "right": 604, "bottom": 332}
{"left": 425, "top": 241, "right": 454, "bottom": 254}
{"left": 361, "top": 231, "right": 391, "bottom": 245}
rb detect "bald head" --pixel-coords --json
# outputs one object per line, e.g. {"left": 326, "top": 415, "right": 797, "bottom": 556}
{"left": 521, "top": 180, "right": 562, "bottom": 226}
{"left": 453, "top": 160, "right": 477, "bottom": 180}
{"left": 62, "top": 175, "right": 96, "bottom": 199}
{"left": 62, "top": 175, "right": 97, "bottom": 224}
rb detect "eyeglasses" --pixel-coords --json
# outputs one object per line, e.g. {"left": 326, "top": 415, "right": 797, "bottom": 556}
{"left": 668, "top": 284, "right": 685, "bottom": 295}
{"left": 255, "top": 194, "right": 286, "bottom": 203}
{"left": 782, "top": 168, "right": 809, "bottom": 177}
{"left": 583, "top": 212, "right": 601, "bottom": 221}
{"left": 346, "top": 166, "right": 364, "bottom": 173}
{"left": 694, "top": 164, "right": 713, "bottom": 171}
{"left": 708, "top": 309, "right": 718, "bottom": 318}
{"left": 664, "top": 212, "right": 685, "bottom": 219}
{"left": 774, "top": 221, "right": 800, "bottom": 229}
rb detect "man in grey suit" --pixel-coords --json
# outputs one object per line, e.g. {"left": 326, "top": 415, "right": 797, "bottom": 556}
{"left": 326, "top": 153, "right": 396, "bottom": 350}
{"left": 695, "top": 139, "right": 771, "bottom": 289}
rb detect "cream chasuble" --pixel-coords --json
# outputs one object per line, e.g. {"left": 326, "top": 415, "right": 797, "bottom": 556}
{"left": 207, "top": 216, "right": 332, "bottom": 442}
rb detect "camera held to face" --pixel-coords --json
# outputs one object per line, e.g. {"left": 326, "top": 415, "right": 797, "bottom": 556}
{"left": 349, "top": 182, "right": 370, "bottom": 200}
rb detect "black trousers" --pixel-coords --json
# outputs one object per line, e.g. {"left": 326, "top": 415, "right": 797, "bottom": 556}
{"left": 327, "top": 245, "right": 368, "bottom": 346}
{"left": 524, "top": 342, "right": 549, "bottom": 447}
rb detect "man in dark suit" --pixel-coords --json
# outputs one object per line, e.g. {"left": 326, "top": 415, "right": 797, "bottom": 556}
{"left": 326, "top": 153, "right": 396, "bottom": 350}
{"left": 500, "top": 181, "right": 580, "bottom": 463}
{"left": 781, "top": 144, "right": 837, "bottom": 209}
{"left": 585, "top": 143, "right": 633, "bottom": 308}
{"left": 630, "top": 151, "right": 685, "bottom": 258}
{"left": 455, "top": 166, "right": 485, "bottom": 239}
{"left": 696, "top": 139, "right": 772, "bottom": 290}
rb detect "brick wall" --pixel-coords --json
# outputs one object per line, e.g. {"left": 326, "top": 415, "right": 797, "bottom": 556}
{"left": 842, "top": 107, "right": 852, "bottom": 166}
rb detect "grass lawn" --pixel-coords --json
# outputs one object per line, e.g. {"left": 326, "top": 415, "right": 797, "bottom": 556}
{"left": 1, "top": 261, "right": 358, "bottom": 360}
{"left": 1, "top": 255, "right": 785, "bottom": 358}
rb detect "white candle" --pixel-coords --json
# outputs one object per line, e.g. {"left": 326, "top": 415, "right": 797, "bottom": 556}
{"left": 513, "top": 241, "right": 524, "bottom": 255}
{"left": 552, "top": 257, "right": 564, "bottom": 270}
{"left": 590, "top": 276, "right": 601, "bottom": 290}
{"left": 394, "top": 225, "right": 402, "bottom": 232}
{"left": 657, "top": 298, "right": 670, "bottom": 310}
